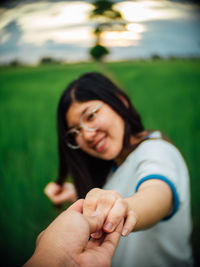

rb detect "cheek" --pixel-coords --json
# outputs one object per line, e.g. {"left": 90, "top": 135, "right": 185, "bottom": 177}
{"left": 101, "top": 111, "right": 124, "bottom": 130}
{"left": 104, "top": 117, "right": 125, "bottom": 151}
{"left": 76, "top": 135, "right": 82, "bottom": 145}
{"left": 111, "top": 118, "right": 125, "bottom": 140}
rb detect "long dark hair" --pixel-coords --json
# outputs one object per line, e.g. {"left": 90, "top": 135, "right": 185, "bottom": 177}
{"left": 56, "top": 72, "right": 144, "bottom": 198}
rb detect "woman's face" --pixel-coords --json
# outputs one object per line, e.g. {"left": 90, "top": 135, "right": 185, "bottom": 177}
{"left": 66, "top": 100, "right": 125, "bottom": 161}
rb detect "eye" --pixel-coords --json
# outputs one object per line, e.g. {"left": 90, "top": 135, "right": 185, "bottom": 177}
{"left": 86, "top": 112, "right": 95, "bottom": 122}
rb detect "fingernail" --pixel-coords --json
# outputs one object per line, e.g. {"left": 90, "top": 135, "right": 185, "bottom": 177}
{"left": 91, "top": 210, "right": 101, "bottom": 217}
{"left": 122, "top": 228, "right": 129, "bottom": 236}
{"left": 104, "top": 222, "right": 113, "bottom": 231}
{"left": 91, "top": 231, "right": 102, "bottom": 239}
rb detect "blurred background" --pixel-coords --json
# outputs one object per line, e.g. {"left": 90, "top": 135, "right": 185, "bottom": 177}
{"left": 0, "top": 0, "right": 200, "bottom": 266}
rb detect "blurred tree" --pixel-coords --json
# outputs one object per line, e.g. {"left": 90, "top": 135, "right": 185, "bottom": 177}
{"left": 90, "top": 44, "right": 109, "bottom": 61}
{"left": 9, "top": 59, "right": 22, "bottom": 67}
{"left": 151, "top": 54, "right": 162, "bottom": 60}
{"left": 89, "top": 0, "right": 127, "bottom": 61}
{"left": 39, "top": 57, "right": 61, "bottom": 65}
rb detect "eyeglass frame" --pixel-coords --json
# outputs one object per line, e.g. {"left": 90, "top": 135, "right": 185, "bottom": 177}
{"left": 65, "top": 103, "right": 103, "bottom": 149}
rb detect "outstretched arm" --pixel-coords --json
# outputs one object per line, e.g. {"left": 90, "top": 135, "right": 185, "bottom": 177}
{"left": 124, "top": 179, "right": 173, "bottom": 232}
{"left": 83, "top": 179, "right": 173, "bottom": 237}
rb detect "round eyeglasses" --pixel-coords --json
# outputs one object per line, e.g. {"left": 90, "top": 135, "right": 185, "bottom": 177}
{"left": 65, "top": 103, "right": 103, "bottom": 149}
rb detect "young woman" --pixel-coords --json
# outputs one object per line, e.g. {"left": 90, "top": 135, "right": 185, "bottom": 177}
{"left": 44, "top": 72, "right": 193, "bottom": 267}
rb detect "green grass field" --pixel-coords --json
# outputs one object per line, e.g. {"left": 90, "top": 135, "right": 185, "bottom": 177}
{"left": 0, "top": 60, "right": 200, "bottom": 266}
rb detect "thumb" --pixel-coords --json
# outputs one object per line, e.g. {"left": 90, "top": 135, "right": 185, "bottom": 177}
{"left": 67, "top": 199, "right": 84, "bottom": 213}
{"left": 66, "top": 201, "right": 104, "bottom": 234}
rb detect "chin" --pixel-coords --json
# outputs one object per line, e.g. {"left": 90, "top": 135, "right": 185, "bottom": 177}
{"left": 100, "top": 151, "right": 120, "bottom": 161}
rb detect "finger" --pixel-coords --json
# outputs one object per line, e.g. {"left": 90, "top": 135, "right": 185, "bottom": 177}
{"left": 95, "top": 194, "right": 116, "bottom": 219}
{"left": 115, "top": 218, "right": 124, "bottom": 234}
{"left": 44, "top": 183, "right": 66, "bottom": 205}
{"left": 103, "top": 199, "right": 127, "bottom": 233}
{"left": 83, "top": 197, "right": 98, "bottom": 217}
{"left": 83, "top": 188, "right": 103, "bottom": 216}
{"left": 52, "top": 189, "right": 75, "bottom": 204}
{"left": 63, "top": 184, "right": 77, "bottom": 200}
{"left": 91, "top": 229, "right": 103, "bottom": 239}
{"left": 48, "top": 195, "right": 67, "bottom": 205}
{"left": 101, "top": 219, "right": 124, "bottom": 257}
{"left": 67, "top": 199, "right": 84, "bottom": 213}
{"left": 121, "top": 210, "right": 138, "bottom": 236}
{"left": 85, "top": 211, "right": 104, "bottom": 234}
{"left": 86, "top": 233, "right": 106, "bottom": 249}
{"left": 44, "top": 182, "right": 62, "bottom": 197}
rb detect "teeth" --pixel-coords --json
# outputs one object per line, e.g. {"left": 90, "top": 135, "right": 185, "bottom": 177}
{"left": 96, "top": 139, "right": 104, "bottom": 149}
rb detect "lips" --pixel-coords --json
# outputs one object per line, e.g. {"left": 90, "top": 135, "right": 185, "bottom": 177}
{"left": 93, "top": 136, "right": 107, "bottom": 153}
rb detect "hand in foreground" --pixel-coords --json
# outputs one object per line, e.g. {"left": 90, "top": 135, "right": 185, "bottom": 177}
{"left": 44, "top": 182, "right": 77, "bottom": 204}
{"left": 24, "top": 199, "right": 123, "bottom": 267}
{"left": 83, "top": 188, "right": 137, "bottom": 238}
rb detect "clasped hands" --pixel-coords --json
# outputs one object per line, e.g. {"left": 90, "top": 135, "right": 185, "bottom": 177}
{"left": 84, "top": 188, "right": 138, "bottom": 238}
{"left": 25, "top": 188, "right": 138, "bottom": 267}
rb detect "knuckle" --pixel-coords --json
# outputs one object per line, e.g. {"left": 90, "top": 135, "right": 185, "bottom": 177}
{"left": 99, "top": 194, "right": 115, "bottom": 205}
{"left": 44, "top": 187, "right": 51, "bottom": 195}
{"left": 93, "top": 187, "right": 101, "bottom": 193}
{"left": 84, "top": 199, "right": 96, "bottom": 210}
{"left": 109, "top": 190, "right": 121, "bottom": 199}
{"left": 86, "top": 187, "right": 101, "bottom": 197}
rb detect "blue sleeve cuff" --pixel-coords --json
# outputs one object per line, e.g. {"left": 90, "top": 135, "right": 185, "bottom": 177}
{"left": 135, "top": 174, "right": 179, "bottom": 220}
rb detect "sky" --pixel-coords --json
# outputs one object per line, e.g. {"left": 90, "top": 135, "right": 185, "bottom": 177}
{"left": 0, "top": 0, "right": 200, "bottom": 64}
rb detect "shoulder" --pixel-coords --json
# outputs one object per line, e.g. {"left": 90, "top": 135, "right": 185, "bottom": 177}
{"left": 134, "top": 134, "right": 183, "bottom": 164}
{"left": 126, "top": 132, "right": 189, "bottom": 184}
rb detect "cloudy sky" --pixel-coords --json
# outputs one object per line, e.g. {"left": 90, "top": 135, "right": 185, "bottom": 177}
{"left": 0, "top": 0, "right": 200, "bottom": 64}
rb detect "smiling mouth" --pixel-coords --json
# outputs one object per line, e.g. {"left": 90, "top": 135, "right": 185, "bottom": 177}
{"left": 93, "top": 137, "right": 107, "bottom": 153}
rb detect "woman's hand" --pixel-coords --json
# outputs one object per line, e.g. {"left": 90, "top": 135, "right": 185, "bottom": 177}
{"left": 83, "top": 188, "right": 138, "bottom": 238}
{"left": 44, "top": 182, "right": 77, "bottom": 205}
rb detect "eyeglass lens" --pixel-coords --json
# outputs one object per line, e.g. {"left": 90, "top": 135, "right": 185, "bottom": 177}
{"left": 66, "top": 130, "right": 79, "bottom": 149}
{"left": 81, "top": 108, "right": 99, "bottom": 131}
{"left": 66, "top": 105, "right": 101, "bottom": 149}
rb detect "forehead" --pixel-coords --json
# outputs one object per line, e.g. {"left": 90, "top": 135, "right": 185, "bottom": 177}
{"left": 66, "top": 100, "right": 102, "bottom": 127}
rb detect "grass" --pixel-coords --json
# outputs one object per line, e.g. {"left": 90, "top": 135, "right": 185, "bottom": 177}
{"left": 0, "top": 59, "right": 199, "bottom": 266}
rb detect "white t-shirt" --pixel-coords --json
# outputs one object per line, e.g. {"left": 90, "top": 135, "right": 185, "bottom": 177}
{"left": 103, "top": 132, "right": 193, "bottom": 267}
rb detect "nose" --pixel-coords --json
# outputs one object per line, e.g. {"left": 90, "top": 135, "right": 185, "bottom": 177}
{"left": 82, "top": 128, "right": 97, "bottom": 141}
